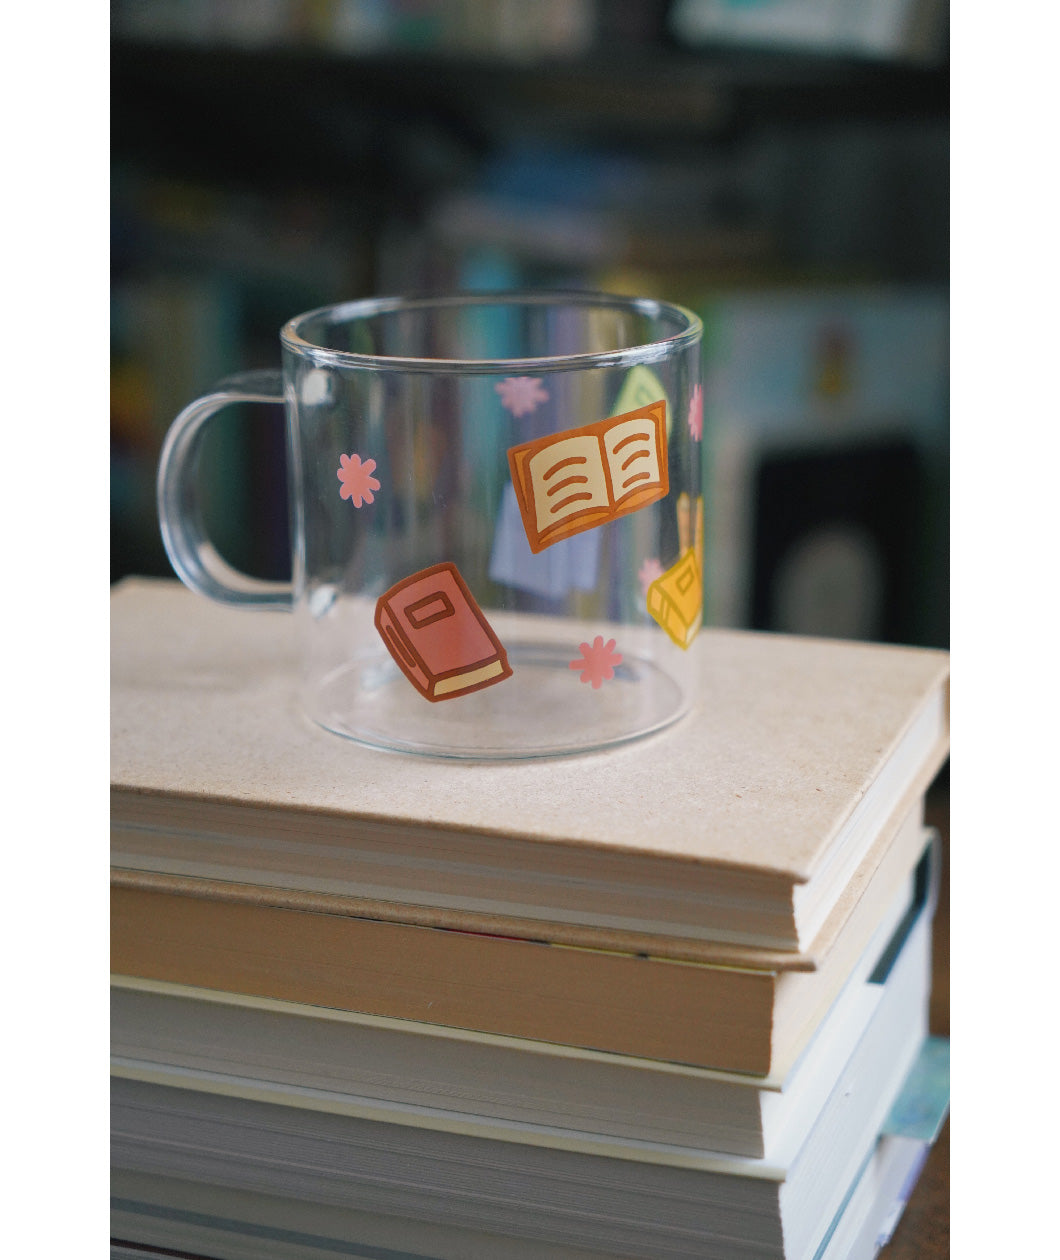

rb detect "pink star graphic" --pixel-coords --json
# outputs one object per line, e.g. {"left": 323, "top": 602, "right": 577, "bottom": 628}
{"left": 569, "top": 636, "right": 623, "bottom": 689}
{"left": 337, "top": 452, "right": 380, "bottom": 508}
{"left": 638, "top": 557, "right": 664, "bottom": 598}
{"left": 687, "top": 384, "right": 703, "bottom": 442}
{"left": 495, "top": 376, "right": 549, "bottom": 418}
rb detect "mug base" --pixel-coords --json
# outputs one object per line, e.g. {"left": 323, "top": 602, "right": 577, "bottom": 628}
{"left": 306, "top": 642, "right": 690, "bottom": 760}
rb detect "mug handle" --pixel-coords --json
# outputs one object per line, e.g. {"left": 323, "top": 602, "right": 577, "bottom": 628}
{"left": 156, "top": 369, "right": 293, "bottom": 610}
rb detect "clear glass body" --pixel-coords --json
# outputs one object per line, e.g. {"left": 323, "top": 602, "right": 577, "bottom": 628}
{"left": 159, "top": 292, "right": 703, "bottom": 758}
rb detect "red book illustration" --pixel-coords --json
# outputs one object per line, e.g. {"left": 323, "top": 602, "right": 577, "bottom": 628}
{"left": 507, "top": 399, "right": 668, "bottom": 554}
{"left": 374, "top": 562, "right": 513, "bottom": 702}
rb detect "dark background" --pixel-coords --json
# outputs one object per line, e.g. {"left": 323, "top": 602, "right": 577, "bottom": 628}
{"left": 111, "top": 0, "right": 949, "bottom": 648}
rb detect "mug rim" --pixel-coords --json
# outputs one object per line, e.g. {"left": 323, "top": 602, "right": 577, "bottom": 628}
{"left": 279, "top": 289, "right": 702, "bottom": 374}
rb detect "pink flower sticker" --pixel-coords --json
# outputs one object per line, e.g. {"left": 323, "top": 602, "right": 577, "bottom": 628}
{"left": 337, "top": 453, "right": 380, "bottom": 508}
{"left": 638, "top": 557, "right": 664, "bottom": 598}
{"left": 569, "top": 636, "right": 623, "bottom": 689}
{"left": 687, "top": 384, "right": 703, "bottom": 442}
{"left": 495, "top": 376, "right": 549, "bottom": 418}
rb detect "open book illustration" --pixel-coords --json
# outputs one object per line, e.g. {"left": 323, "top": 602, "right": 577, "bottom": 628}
{"left": 507, "top": 399, "right": 668, "bottom": 554}
{"left": 375, "top": 562, "right": 513, "bottom": 702}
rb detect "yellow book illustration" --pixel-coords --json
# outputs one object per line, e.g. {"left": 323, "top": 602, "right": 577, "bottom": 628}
{"left": 647, "top": 549, "right": 702, "bottom": 649}
{"left": 507, "top": 400, "right": 668, "bottom": 554}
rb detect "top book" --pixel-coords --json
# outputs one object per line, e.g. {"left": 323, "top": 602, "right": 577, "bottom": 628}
{"left": 111, "top": 579, "right": 949, "bottom": 958}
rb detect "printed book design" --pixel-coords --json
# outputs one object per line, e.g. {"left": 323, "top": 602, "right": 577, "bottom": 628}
{"left": 374, "top": 562, "right": 513, "bottom": 702}
{"left": 647, "top": 549, "right": 702, "bottom": 648}
{"left": 507, "top": 399, "right": 669, "bottom": 554}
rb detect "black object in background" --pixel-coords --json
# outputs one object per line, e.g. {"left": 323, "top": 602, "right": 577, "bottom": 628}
{"left": 750, "top": 438, "right": 922, "bottom": 645}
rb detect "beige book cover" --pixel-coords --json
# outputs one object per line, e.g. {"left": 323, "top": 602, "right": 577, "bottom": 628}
{"left": 110, "top": 578, "right": 949, "bottom": 955}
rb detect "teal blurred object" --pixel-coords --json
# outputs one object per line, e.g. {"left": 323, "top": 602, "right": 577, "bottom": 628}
{"left": 883, "top": 1035, "right": 950, "bottom": 1144}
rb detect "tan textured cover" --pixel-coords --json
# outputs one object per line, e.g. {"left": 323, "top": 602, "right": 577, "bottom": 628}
{"left": 111, "top": 579, "right": 948, "bottom": 959}
{"left": 112, "top": 579, "right": 947, "bottom": 868}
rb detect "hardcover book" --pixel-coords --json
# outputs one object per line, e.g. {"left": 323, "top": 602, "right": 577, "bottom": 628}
{"left": 110, "top": 811, "right": 931, "bottom": 1077}
{"left": 112, "top": 838, "right": 935, "bottom": 1154}
{"left": 110, "top": 905, "right": 935, "bottom": 1260}
{"left": 111, "top": 578, "right": 949, "bottom": 956}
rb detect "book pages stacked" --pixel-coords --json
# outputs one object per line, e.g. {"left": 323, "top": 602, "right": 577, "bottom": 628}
{"left": 110, "top": 578, "right": 950, "bottom": 1259}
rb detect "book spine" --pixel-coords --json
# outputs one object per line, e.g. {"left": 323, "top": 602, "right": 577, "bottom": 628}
{"left": 375, "top": 602, "right": 432, "bottom": 698}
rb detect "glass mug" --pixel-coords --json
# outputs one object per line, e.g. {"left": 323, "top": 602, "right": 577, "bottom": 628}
{"left": 158, "top": 291, "right": 704, "bottom": 759}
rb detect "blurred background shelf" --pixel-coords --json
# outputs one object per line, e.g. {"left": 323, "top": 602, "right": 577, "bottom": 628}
{"left": 111, "top": 0, "right": 948, "bottom": 648}
{"left": 112, "top": 38, "right": 948, "bottom": 155}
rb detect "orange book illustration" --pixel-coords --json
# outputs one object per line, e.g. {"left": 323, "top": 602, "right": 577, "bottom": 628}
{"left": 507, "top": 399, "right": 668, "bottom": 554}
{"left": 647, "top": 549, "right": 702, "bottom": 649}
{"left": 375, "top": 562, "right": 513, "bottom": 702}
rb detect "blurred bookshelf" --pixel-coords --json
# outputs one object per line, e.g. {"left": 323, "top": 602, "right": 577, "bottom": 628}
{"left": 111, "top": 0, "right": 948, "bottom": 648}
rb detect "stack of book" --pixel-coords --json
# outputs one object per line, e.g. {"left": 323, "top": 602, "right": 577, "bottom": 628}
{"left": 110, "top": 578, "right": 950, "bottom": 1260}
